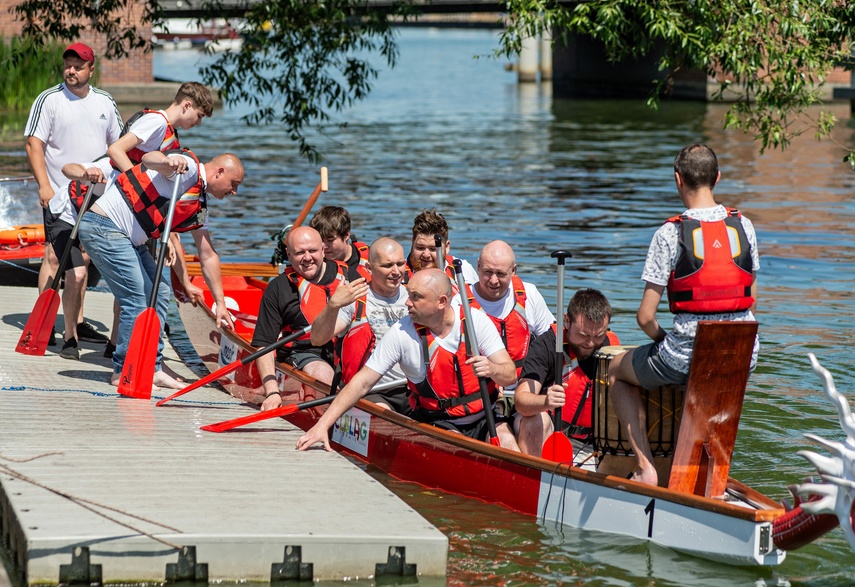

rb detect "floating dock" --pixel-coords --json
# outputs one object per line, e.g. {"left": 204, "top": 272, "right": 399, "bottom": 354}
{"left": 0, "top": 288, "right": 447, "bottom": 585}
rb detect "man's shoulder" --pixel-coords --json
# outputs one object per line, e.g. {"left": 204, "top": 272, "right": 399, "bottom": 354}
{"left": 89, "top": 86, "right": 118, "bottom": 103}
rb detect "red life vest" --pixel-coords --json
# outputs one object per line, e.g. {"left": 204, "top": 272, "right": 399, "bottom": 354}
{"left": 280, "top": 261, "right": 347, "bottom": 345}
{"left": 466, "top": 276, "right": 531, "bottom": 376}
{"left": 553, "top": 326, "right": 620, "bottom": 440}
{"left": 113, "top": 110, "right": 180, "bottom": 168}
{"left": 407, "top": 306, "right": 497, "bottom": 420}
{"left": 68, "top": 156, "right": 111, "bottom": 212}
{"left": 345, "top": 241, "right": 371, "bottom": 282}
{"left": 337, "top": 296, "right": 374, "bottom": 384}
{"left": 666, "top": 209, "right": 754, "bottom": 314}
{"left": 115, "top": 148, "right": 207, "bottom": 239}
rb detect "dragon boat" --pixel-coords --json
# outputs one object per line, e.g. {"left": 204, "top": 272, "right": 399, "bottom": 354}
{"left": 172, "top": 265, "right": 855, "bottom": 567}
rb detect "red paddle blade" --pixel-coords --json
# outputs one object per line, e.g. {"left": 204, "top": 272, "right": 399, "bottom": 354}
{"left": 156, "top": 361, "right": 237, "bottom": 406}
{"left": 16, "top": 289, "right": 61, "bottom": 356}
{"left": 117, "top": 308, "right": 160, "bottom": 399}
{"left": 201, "top": 404, "right": 298, "bottom": 433}
{"left": 542, "top": 432, "right": 574, "bottom": 463}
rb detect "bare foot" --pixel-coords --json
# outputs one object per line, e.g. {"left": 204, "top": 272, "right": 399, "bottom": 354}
{"left": 630, "top": 466, "right": 659, "bottom": 487}
{"left": 160, "top": 364, "right": 186, "bottom": 383}
{"left": 153, "top": 370, "right": 187, "bottom": 390}
{"left": 110, "top": 372, "right": 161, "bottom": 392}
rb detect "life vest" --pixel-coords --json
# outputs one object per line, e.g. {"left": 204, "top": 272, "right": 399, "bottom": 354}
{"left": 665, "top": 208, "right": 754, "bottom": 314}
{"left": 113, "top": 109, "right": 180, "bottom": 168}
{"left": 280, "top": 261, "right": 347, "bottom": 345}
{"left": 466, "top": 276, "right": 531, "bottom": 376}
{"left": 345, "top": 241, "right": 372, "bottom": 282}
{"left": 336, "top": 296, "right": 374, "bottom": 383}
{"left": 553, "top": 326, "right": 620, "bottom": 440}
{"left": 115, "top": 148, "right": 207, "bottom": 239}
{"left": 407, "top": 306, "right": 497, "bottom": 421}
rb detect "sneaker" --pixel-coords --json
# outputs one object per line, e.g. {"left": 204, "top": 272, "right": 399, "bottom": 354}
{"left": 103, "top": 341, "right": 116, "bottom": 359}
{"left": 76, "top": 321, "right": 109, "bottom": 344}
{"left": 60, "top": 338, "right": 79, "bottom": 360}
{"left": 47, "top": 327, "right": 57, "bottom": 347}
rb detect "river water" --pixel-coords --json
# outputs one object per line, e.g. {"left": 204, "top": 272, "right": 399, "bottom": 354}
{"left": 4, "top": 27, "right": 855, "bottom": 586}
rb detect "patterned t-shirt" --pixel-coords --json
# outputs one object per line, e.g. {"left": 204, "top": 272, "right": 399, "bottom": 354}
{"left": 641, "top": 204, "right": 760, "bottom": 373}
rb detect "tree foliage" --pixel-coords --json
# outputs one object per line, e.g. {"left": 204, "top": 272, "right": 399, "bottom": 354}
{"left": 11, "top": 0, "right": 855, "bottom": 163}
{"left": 501, "top": 0, "right": 855, "bottom": 163}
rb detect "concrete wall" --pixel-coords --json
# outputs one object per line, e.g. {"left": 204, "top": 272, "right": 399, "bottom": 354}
{"left": 0, "top": 0, "right": 152, "bottom": 84}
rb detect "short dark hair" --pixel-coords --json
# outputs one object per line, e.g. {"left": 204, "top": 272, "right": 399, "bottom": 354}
{"left": 566, "top": 288, "right": 612, "bottom": 325}
{"left": 173, "top": 82, "right": 214, "bottom": 117}
{"left": 674, "top": 144, "right": 719, "bottom": 191}
{"left": 309, "top": 206, "right": 351, "bottom": 240}
{"left": 412, "top": 208, "right": 448, "bottom": 241}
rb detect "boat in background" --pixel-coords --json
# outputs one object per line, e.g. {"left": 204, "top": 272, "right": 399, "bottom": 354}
{"left": 169, "top": 266, "right": 855, "bottom": 567}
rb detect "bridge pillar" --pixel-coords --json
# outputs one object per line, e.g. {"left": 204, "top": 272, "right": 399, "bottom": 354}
{"left": 540, "top": 28, "right": 552, "bottom": 81}
{"left": 518, "top": 34, "right": 539, "bottom": 83}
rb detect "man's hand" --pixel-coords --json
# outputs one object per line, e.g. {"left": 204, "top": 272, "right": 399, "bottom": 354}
{"left": 168, "top": 155, "right": 189, "bottom": 174}
{"left": 465, "top": 355, "right": 494, "bottom": 379}
{"left": 164, "top": 238, "right": 178, "bottom": 267}
{"left": 39, "top": 185, "right": 55, "bottom": 208}
{"left": 83, "top": 166, "right": 106, "bottom": 184}
{"left": 328, "top": 278, "right": 369, "bottom": 310}
{"left": 296, "top": 423, "right": 332, "bottom": 452}
{"left": 544, "top": 383, "right": 566, "bottom": 411}
{"left": 215, "top": 301, "right": 235, "bottom": 331}
{"left": 183, "top": 281, "right": 205, "bottom": 306}
{"left": 261, "top": 392, "right": 283, "bottom": 411}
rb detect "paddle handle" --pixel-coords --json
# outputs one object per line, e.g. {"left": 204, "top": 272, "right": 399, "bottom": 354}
{"left": 201, "top": 394, "right": 336, "bottom": 433}
{"left": 551, "top": 250, "right": 571, "bottom": 428}
{"left": 156, "top": 325, "right": 312, "bottom": 406}
{"left": 452, "top": 258, "right": 500, "bottom": 446}
{"left": 434, "top": 234, "right": 444, "bottom": 273}
{"left": 291, "top": 167, "right": 328, "bottom": 230}
{"left": 49, "top": 183, "right": 96, "bottom": 291}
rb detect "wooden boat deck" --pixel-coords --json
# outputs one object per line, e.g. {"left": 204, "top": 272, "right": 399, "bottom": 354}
{"left": 0, "top": 287, "right": 447, "bottom": 585}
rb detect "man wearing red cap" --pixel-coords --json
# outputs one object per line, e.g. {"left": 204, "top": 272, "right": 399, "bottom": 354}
{"left": 24, "top": 42, "right": 123, "bottom": 358}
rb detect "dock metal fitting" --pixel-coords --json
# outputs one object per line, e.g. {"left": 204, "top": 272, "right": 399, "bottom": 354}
{"left": 165, "top": 545, "right": 208, "bottom": 583}
{"left": 270, "top": 545, "right": 313, "bottom": 582}
{"left": 58, "top": 546, "right": 102, "bottom": 585}
{"left": 375, "top": 546, "right": 416, "bottom": 577}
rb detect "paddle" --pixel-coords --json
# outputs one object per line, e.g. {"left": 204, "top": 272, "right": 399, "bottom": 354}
{"left": 200, "top": 395, "right": 336, "bottom": 433}
{"left": 452, "top": 258, "right": 501, "bottom": 447}
{"left": 155, "top": 325, "right": 312, "bottom": 406}
{"left": 117, "top": 174, "right": 184, "bottom": 399}
{"left": 434, "top": 234, "right": 445, "bottom": 273}
{"left": 541, "top": 250, "right": 574, "bottom": 463}
{"left": 290, "top": 166, "right": 329, "bottom": 231}
{"left": 16, "top": 184, "right": 96, "bottom": 356}
{"left": 201, "top": 368, "right": 342, "bottom": 433}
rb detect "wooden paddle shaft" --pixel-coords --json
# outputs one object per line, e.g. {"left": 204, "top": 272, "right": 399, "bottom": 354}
{"left": 291, "top": 167, "right": 329, "bottom": 230}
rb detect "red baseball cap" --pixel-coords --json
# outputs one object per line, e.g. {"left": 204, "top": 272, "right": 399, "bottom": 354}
{"left": 63, "top": 43, "right": 95, "bottom": 64}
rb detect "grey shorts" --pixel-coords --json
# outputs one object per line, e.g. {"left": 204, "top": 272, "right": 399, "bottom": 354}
{"left": 631, "top": 342, "right": 688, "bottom": 389}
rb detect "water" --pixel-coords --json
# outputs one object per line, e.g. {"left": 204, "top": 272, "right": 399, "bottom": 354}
{"left": 6, "top": 27, "right": 855, "bottom": 585}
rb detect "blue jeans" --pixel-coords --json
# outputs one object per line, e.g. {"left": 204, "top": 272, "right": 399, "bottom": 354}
{"left": 78, "top": 212, "right": 171, "bottom": 374}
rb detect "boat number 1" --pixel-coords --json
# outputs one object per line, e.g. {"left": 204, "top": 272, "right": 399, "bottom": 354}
{"left": 644, "top": 499, "right": 655, "bottom": 538}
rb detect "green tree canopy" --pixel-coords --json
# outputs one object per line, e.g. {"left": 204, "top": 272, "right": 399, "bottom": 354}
{"left": 12, "top": 0, "right": 855, "bottom": 162}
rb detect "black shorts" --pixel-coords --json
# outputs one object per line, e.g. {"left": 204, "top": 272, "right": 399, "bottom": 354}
{"left": 364, "top": 385, "right": 412, "bottom": 416}
{"left": 422, "top": 405, "right": 511, "bottom": 442}
{"left": 43, "top": 207, "right": 85, "bottom": 269}
{"left": 281, "top": 347, "right": 335, "bottom": 371}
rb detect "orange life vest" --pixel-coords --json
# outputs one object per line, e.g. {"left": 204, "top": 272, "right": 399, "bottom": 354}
{"left": 407, "top": 306, "right": 497, "bottom": 420}
{"left": 466, "top": 276, "right": 531, "bottom": 376}
{"left": 336, "top": 296, "right": 374, "bottom": 383}
{"left": 554, "top": 327, "right": 620, "bottom": 439}
{"left": 113, "top": 109, "right": 180, "bottom": 168}
{"left": 666, "top": 209, "right": 754, "bottom": 314}
{"left": 115, "top": 148, "right": 206, "bottom": 239}
{"left": 345, "top": 241, "right": 371, "bottom": 282}
{"left": 280, "top": 262, "right": 347, "bottom": 345}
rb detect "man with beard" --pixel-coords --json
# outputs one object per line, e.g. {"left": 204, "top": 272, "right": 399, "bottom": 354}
{"left": 254, "top": 226, "right": 347, "bottom": 409}
{"left": 513, "top": 289, "right": 619, "bottom": 465}
{"left": 309, "top": 237, "right": 411, "bottom": 414}
{"left": 406, "top": 208, "right": 477, "bottom": 284}
{"left": 296, "top": 268, "right": 520, "bottom": 451}
{"left": 25, "top": 43, "right": 123, "bottom": 355}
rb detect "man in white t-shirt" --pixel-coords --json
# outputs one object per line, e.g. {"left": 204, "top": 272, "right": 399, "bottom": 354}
{"left": 309, "top": 237, "right": 410, "bottom": 413}
{"left": 25, "top": 42, "right": 123, "bottom": 352}
{"left": 296, "top": 268, "right": 521, "bottom": 452}
{"left": 608, "top": 144, "right": 760, "bottom": 487}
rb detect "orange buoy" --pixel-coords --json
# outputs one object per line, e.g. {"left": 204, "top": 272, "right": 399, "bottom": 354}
{"left": 0, "top": 225, "right": 45, "bottom": 246}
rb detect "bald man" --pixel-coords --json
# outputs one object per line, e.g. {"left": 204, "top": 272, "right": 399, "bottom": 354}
{"left": 310, "top": 237, "right": 410, "bottom": 413}
{"left": 253, "top": 226, "right": 347, "bottom": 410}
{"left": 297, "top": 268, "right": 521, "bottom": 451}
{"left": 79, "top": 148, "right": 243, "bottom": 390}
